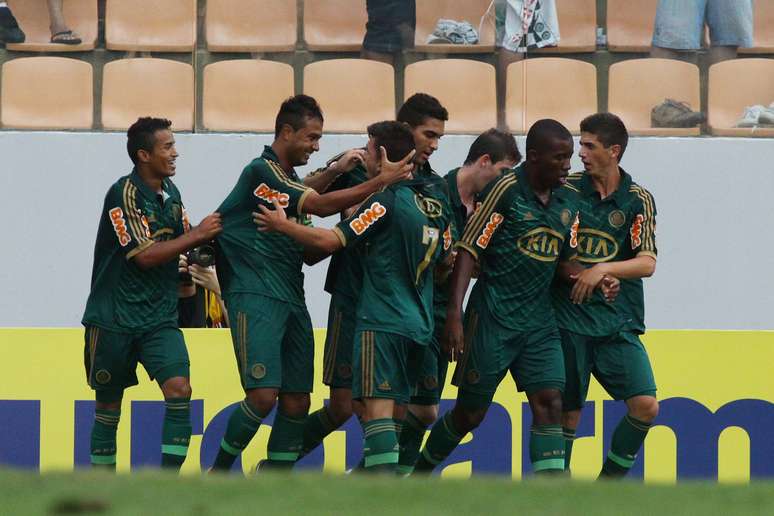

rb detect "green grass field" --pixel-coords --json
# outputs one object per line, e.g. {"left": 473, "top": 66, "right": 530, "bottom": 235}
{"left": 2, "top": 471, "right": 773, "bottom": 516}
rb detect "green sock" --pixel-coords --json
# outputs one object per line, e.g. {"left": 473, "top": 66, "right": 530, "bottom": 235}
{"left": 161, "top": 397, "right": 191, "bottom": 470}
{"left": 362, "top": 418, "right": 399, "bottom": 473}
{"left": 600, "top": 415, "right": 651, "bottom": 479}
{"left": 264, "top": 411, "right": 306, "bottom": 469}
{"left": 397, "top": 412, "right": 429, "bottom": 475}
{"left": 212, "top": 400, "right": 263, "bottom": 471}
{"left": 530, "top": 424, "right": 565, "bottom": 475}
{"left": 414, "top": 411, "right": 463, "bottom": 473}
{"left": 300, "top": 407, "right": 339, "bottom": 458}
{"left": 91, "top": 408, "right": 120, "bottom": 470}
{"left": 563, "top": 427, "right": 576, "bottom": 471}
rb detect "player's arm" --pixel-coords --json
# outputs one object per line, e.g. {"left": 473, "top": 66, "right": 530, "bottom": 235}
{"left": 443, "top": 248, "right": 476, "bottom": 363}
{"left": 300, "top": 147, "right": 414, "bottom": 217}
{"left": 255, "top": 200, "right": 343, "bottom": 256}
{"left": 303, "top": 149, "right": 366, "bottom": 193}
{"left": 133, "top": 213, "right": 222, "bottom": 270}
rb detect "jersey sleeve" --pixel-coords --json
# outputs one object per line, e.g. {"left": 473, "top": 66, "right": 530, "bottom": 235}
{"left": 455, "top": 174, "right": 517, "bottom": 260}
{"left": 332, "top": 190, "right": 394, "bottom": 249}
{"left": 559, "top": 210, "right": 580, "bottom": 261}
{"left": 104, "top": 182, "right": 154, "bottom": 260}
{"left": 629, "top": 187, "right": 658, "bottom": 258}
{"left": 252, "top": 160, "right": 314, "bottom": 215}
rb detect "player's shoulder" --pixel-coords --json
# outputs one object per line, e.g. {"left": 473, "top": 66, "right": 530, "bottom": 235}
{"left": 105, "top": 173, "right": 133, "bottom": 200}
{"left": 627, "top": 179, "right": 656, "bottom": 210}
{"left": 565, "top": 171, "right": 584, "bottom": 191}
{"left": 485, "top": 170, "right": 519, "bottom": 197}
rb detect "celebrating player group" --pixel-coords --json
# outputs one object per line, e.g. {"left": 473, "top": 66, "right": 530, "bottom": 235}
{"left": 82, "top": 92, "right": 658, "bottom": 479}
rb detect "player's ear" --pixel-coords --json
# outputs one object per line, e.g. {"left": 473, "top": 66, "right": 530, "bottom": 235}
{"left": 136, "top": 149, "right": 151, "bottom": 164}
{"left": 609, "top": 144, "right": 622, "bottom": 162}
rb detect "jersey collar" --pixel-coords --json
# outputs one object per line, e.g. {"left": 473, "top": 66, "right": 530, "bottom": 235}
{"left": 579, "top": 167, "right": 633, "bottom": 206}
{"left": 515, "top": 164, "right": 570, "bottom": 206}
{"left": 445, "top": 168, "right": 464, "bottom": 210}
{"left": 261, "top": 145, "right": 300, "bottom": 181}
{"left": 130, "top": 167, "right": 171, "bottom": 204}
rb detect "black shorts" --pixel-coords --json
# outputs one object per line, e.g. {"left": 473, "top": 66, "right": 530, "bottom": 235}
{"left": 363, "top": 0, "right": 416, "bottom": 53}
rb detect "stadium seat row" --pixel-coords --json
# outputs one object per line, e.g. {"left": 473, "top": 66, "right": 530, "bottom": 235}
{"left": 5, "top": 0, "right": 774, "bottom": 54}
{"left": 2, "top": 56, "right": 773, "bottom": 137}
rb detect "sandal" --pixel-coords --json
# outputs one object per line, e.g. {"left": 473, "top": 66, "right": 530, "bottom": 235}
{"left": 50, "top": 30, "right": 82, "bottom": 45}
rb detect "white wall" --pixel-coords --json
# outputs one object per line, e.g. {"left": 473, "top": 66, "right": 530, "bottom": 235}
{"left": 0, "top": 132, "right": 772, "bottom": 330}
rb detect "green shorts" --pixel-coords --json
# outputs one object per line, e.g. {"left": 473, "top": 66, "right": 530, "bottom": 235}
{"left": 352, "top": 330, "right": 426, "bottom": 403}
{"left": 83, "top": 325, "right": 190, "bottom": 396}
{"left": 560, "top": 329, "right": 657, "bottom": 411}
{"left": 322, "top": 295, "right": 357, "bottom": 389}
{"left": 452, "top": 303, "right": 565, "bottom": 402}
{"left": 410, "top": 322, "right": 449, "bottom": 405}
{"left": 226, "top": 293, "right": 314, "bottom": 393}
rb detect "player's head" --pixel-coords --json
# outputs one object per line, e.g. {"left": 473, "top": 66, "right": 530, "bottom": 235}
{"left": 525, "top": 119, "right": 574, "bottom": 189}
{"left": 464, "top": 128, "right": 521, "bottom": 192}
{"left": 579, "top": 112, "right": 629, "bottom": 174}
{"left": 365, "top": 120, "right": 415, "bottom": 177}
{"left": 274, "top": 94, "right": 324, "bottom": 166}
{"left": 127, "top": 117, "right": 177, "bottom": 177}
{"left": 397, "top": 93, "right": 448, "bottom": 166}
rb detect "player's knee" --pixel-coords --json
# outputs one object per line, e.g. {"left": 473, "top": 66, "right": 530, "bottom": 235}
{"left": 161, "top": 377, "right": 192, "bottom": 399}
{"left": 410, "top": 405, "right": 439, "bottom": 427}
{"left": 279, "top": 393, "right": 311, "bottom": 418}
{"left": 452, "top": 406, "right": 486, "bottom": 434}
{"left": 562, "top": 409, "right": 582, "bottom": 430}
{"left": 245, "top": 389, "right": 278, "bottom": 416}
{"left": 629, "top": 396, "right": 659, "bottom": 423}
{"left": 327, "top": 397, "right": 353, "bottom": 426}
{"left": 530, "top": 389, "right": 562, "bottom": 425}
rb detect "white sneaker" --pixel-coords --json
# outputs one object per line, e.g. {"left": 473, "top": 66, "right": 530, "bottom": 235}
{"left": 758, "top": 104, "right": 774, "bottom": 126}
{"left": 736, "top": 105, "right": 765, "bottom": 127}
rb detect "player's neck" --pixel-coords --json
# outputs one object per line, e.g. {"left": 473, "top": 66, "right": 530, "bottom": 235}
{"left": 136, "top": 166, "right": 164, "bottom": 193}
{"left": 270, "top": 141, "right": 294, "bottom": 174}
{"left": 456, "top": 165, "right": 477, "bottom": 206}
{"left": 589, "top": 164, "right": 621, "bottom": 199}
{"left": 525, "top": 163, "right": 552, "bottom": 205}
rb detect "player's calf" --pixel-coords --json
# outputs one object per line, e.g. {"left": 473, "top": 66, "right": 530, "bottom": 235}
{"left": 301, "top": 388, "right": 353, "bottom": 458}
{"left": 599, "top": 395, "right": 658, "bottom": 479}
{"left": 91, "top": 394, "right": 123, "bottom": 470}
{"left": 159, "top": 375, "right": 193, "bottom": 471}
{"left": 526, "top": 387, "right": 566, "bottom": 476}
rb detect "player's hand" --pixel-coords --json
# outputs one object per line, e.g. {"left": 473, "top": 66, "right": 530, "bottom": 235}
{"left": 600, "top": 274, "right": 620, "bottom": 303}
{"left": 190, "top": 264, "right": 221, "bottom": 296}
{"left": 178, "top": 253, "right": 189, "bottom": 275}
{"left": 442, "top": 315, "right": 465, "bottom": 362}
{"left": 192, "top": 213, "right": 222, "bottom": 243}
{"left": 329, "top": 148, "right": 366, "bottom": 175}
{"left": 569, "top": 265, "right": 607, "bottom": 304}
{"left": 377, "top": 147, "right": 415, "bottom": 187}
{"left": 253, "top": 199, "right": 288, "bottom": 233}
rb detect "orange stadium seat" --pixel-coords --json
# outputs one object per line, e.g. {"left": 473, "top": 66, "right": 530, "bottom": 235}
{"left": 606, "top": 0, "right": 658, "bottom": 52}
{"left": 414, "top": 0, "right": 495, "bottom": 53}
{"left": 403, "top": 59, "right": 496, "bottom": 134}
{"left": 304, "top": 0, "right": 366, "bottom": 51}
{"left": 708, "top": 58, "right": 774, "bottom": 137}
{"left": 101, "top": 58, "right": 194, "bottom": 131}
{"left": 5, "top": 0, "right": 97, "bottom": 52}
{"left": 202, "top": 60, "right": 294, "bottom": 132}
{"left": 206, "top": 0, "right": 296, "bottom": 52}
{"left": 505, "top": 57, "right": 597, "bottom": 134}
{"left": 740, "top": 1, "right": 774, "bottom": 54}
{"left": 1, "top": 57, "right": 93, "bottom": 129}
{"left": 608, "top": 58, "right": 701, "bottom": 136}
{"left": 534, "top": 0, "right": 596, "bottom": 53}
{"left": 105, "top": 0, "right": 196, "bottom": 52}
{"left": 303, "top": 59, "right": 394, "bottom": 133}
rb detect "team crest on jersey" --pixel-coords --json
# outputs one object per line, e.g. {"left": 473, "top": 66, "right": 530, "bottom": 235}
{"left": 251, "top": 363, "right": 267, "bottom": 379}
{"left": 350, "top": 201, "right": 387, "bottom": 235}
{"left": 254, "top": 183, "right": 290, "bottom": 208}
{"left": 517, "top": 227, "right": 565, "bottom": 262}
{"left": 608, "top": 209, "right": 626, "bottom": 228}
{"left": 569, "top": 213, "right": 579, "bottom": 249}
{"left": 414, "top": 194, "right": 443, "bottom": 218}
{"left": 109, "top": 207, "right": 131, "bottom": 247}
{"left": 577, "top": 229, "right": 619, "bottom": 263}
{"left": 630, "top": 214, "right": 644, "bottom": 249}
{"left": 476, "top": 212, "right": 504, "bottom": 249}
{"left": 560, "top": 209, "right": 572, "bottom": 226}
{"left": 95, "top": 369, "right": 111, "bottom": 385}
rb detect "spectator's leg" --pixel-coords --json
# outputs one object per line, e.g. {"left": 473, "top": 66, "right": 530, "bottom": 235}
{"left": 651, "top": 0, "right": 705, "bottom": 59}
{"left": 47, "top": 0, "right": 81, "bottom": 44}
{"left": 362, "top": 0, "right": 415, "bottom": 66}
{"left": 705, "top": 0, "right": 753, "bottom": 64}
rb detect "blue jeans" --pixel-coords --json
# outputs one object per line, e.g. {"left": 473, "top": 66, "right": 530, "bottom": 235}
{"left": 652, "top": 0, "right": 753, "bottom": 50}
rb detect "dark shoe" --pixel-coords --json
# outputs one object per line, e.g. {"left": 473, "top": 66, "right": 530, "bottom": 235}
{"left": 651, "top": 98, "right": 705, "bottom": 128}
{"left": 0, "top": 7, "right": 25, "bottom": 44}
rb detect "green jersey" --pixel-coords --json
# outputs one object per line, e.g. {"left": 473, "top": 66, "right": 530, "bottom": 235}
{"left": 216, "top": 146, "right": 314, "bottom": 306}
{"left": 552, "top": 169, "right": 657, "bottom": 336}
{"left": 333, "top": 179, "right": 452, "bottom": 345}
{"left": 82, "top": 170, "right": 188, "bottom": 332}
{"left": 456, "top": 164, "right": 579, "bottom": 331}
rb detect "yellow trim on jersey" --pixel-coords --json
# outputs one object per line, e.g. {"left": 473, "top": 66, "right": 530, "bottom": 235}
{"left": 629, "top": 185, "right": 657, "bottom": 253}
{"left": 454, "top": 241, "right": 480, "bottom": 261}
{"left": 125, "top": 239, "right": 155, "bottom": 260}
{"left": 361, "top": 331, "right": 375, "bottom": 398}
{"left": 297, "top": 188, "right": 313, "bottom": 214}
{"left": 636, "top": 251, "right": 658, "bottom": 259}
{"left": 265, "top": 160, "right": 311, "bottom": 193}
{"left": 460, "top": 175, "right": 517, "bottom": 246}
{"left": 122, "top": 182, "right": 150, "bottom": 246}
{"left": 332, "top": 226, "right": 347, "bottom": 247}
{"left": 149, "top": 228, "right": 173, "bottom": 239}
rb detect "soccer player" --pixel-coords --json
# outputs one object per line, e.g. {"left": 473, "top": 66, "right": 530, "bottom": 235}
{"left": 210, "top": 96, "right": 413, "bottom": 472}
{"left": 82, "top": 117, "right": 222, "bottom": 471}
{"left": 414, "top": 119, "right": 581, "bottom": 476}
{"left": 255, "top": 121, "right": 452, "bottom": 473}
{"left": 553, "top": 113, "right": 658, "bottom": 478}
{"left": 397, "top": 129, "right": 521, "bottom": 474}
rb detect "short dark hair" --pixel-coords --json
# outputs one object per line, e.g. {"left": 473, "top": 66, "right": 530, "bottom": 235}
{"left": 580, "top": 112, "right": 629, "bottom": 161}
{"left": 367, "top": 120, "right": 415, "bottom": 162}
{"left": 464, "top": 128, "right": 521, "bottom": 165}
{"left": 127, "top": 117, "right": 172, "bottom": 165}
{"left": 397, "top": 93, "right": 449, "bottom": 128}
{"left": 274, "top": 94, "right": 324, "bottom": 138}
{"left": 526, "top": 119, "right": 573, "bottom": 154}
